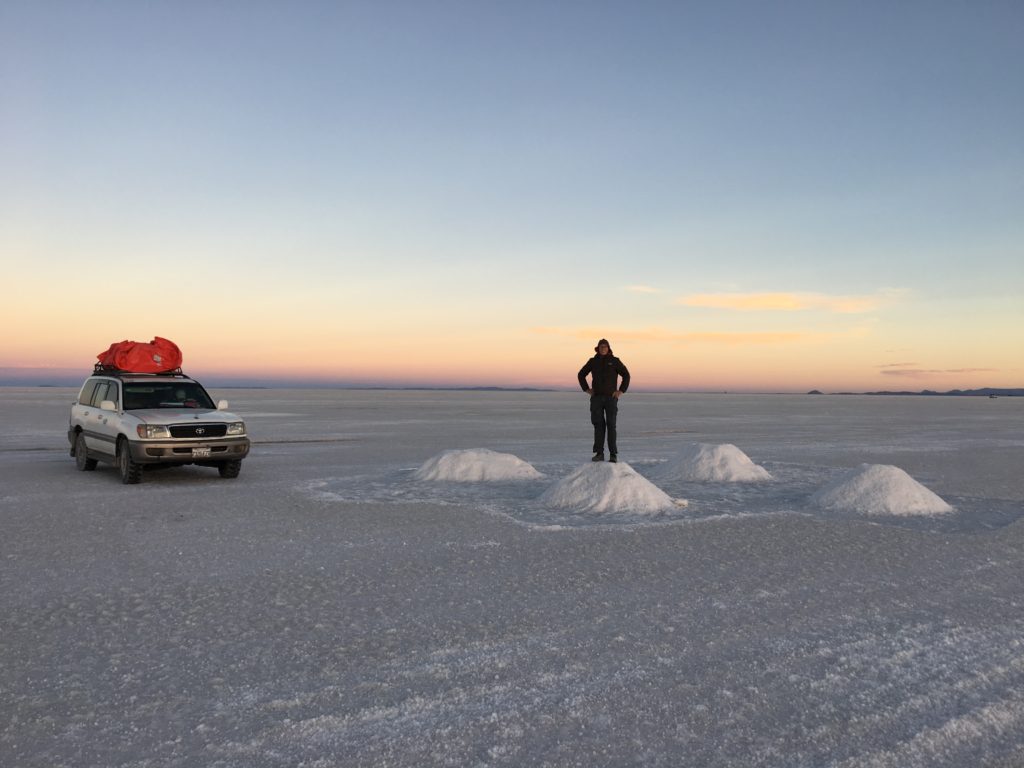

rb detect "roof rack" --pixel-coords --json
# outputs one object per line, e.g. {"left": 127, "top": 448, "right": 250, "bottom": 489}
{"left": 92, "top": 364, "right": 188, "bottom": 377}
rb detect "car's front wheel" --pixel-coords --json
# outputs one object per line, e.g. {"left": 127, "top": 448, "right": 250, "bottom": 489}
{"left": 117, "top": 438, "right": 143, "bottom": 484}
{"left": 218, "top": 459, "right": 242, "bottom": 479}
{"left": 74, "top": 432, "right": 97, "bottom": 471}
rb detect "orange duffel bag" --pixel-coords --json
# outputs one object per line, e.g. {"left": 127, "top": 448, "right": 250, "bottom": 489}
{"left": 96, "top": 337, "right": 183, "bottom": 373}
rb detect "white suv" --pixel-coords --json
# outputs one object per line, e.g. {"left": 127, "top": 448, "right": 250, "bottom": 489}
{"left": 68, "top": 368, "right": 250, "bottom": 484}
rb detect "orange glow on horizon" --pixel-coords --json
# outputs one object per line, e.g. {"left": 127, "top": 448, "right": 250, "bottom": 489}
{"left": 1, "top": 289, "right": 1019, "bottom": 392}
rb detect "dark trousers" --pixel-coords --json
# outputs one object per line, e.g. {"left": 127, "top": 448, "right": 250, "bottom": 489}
{"left": 590, "top": 395, "right": 618, "bottom": 455}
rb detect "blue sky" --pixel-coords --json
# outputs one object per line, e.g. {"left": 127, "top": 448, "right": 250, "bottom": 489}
{"left": 2, "top": 1, "right": 1022, "bottom": 389}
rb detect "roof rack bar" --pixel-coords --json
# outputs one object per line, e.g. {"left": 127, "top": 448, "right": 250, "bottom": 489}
{"left": 92, "top": 364, "right": 187, "bottom": 377}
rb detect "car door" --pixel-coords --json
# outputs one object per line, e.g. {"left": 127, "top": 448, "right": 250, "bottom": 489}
{"left": 83, "top": 380, "right": 119, "bottom": 458}
{"left": 75, "top": 378, "right": 102, "bottom": 452}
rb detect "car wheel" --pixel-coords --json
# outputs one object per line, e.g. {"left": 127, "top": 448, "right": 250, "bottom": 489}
{"left": 117, "top": 438, "right": 143, "bottom": 484}
{"left": 74, "top": 432, "right": 98, "bottom": 471}
{"left": 218, "top": 459, "right": 242, "bottom": 479}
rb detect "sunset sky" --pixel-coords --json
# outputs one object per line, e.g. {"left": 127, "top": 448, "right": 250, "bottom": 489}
{"left": 2, "top": 1, "right": 1022, "bottom": 391}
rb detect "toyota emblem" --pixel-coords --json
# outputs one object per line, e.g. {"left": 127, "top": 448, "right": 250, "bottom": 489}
{"left": 196, "top": 427, "right": 205, "bottom": 435}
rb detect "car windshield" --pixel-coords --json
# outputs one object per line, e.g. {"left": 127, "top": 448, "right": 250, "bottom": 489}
{"left": 123, "top": 382, "right": 216, "bottom": 410}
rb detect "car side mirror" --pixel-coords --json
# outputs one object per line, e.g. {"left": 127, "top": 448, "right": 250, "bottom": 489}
{"left": 217, "top": 399, "right": 229, "bottom": 410}
{"left": 100, "top": 400, "right": 117, "bottom": 412}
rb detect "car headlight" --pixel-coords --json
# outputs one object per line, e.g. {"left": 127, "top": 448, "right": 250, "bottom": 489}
{"left": 226, "top": 422, "right": 246, "bottom": 436}
{"left": 136, "top": 424, "right": 171, "bottom": 439}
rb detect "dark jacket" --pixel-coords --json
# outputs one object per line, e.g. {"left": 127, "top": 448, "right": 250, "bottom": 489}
{"left": 578, "top": 354, "right": 630, "bottom": 396}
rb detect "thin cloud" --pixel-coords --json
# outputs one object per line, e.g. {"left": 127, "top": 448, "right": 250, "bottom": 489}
{"left": 878, "top": 362, "right": 919, "bottom": 368}
{"left": 677, "top": 289, "right": 906, "bottom": 314}
{"left": 532, "top": 326, "right": 817, "bottom": 346}
{"left": 881, "top": 367, "right": 997, "bottom": 378}
{"left": 625, "top": 285, "right": 662, "bottom": 294}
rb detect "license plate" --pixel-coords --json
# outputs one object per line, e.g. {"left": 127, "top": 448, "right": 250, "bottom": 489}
{"left": 192, "top": 447, "right": 212, "bottom": 458}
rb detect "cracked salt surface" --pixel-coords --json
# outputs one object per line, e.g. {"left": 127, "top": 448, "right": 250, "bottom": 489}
{"left": 2, "top": 389, "right": 1023, "bottom": 767}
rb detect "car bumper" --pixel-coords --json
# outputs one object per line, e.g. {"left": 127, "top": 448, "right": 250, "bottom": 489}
{"left": 128, "top": 437, "right": 251, "bottom": 464}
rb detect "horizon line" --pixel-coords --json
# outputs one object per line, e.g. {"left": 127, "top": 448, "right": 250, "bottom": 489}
{"left": 1, "top": 367, "right": 1017, "bottom": 396}
{"left": 1, "top": 377, "right": 1020, "bottom": 397}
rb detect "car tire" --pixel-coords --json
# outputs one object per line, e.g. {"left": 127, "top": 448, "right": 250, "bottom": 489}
{"left": 218, "top": 459, "right": 242, "bottom": 479}
{"left": 74, "top": 432, "right": 98, "bottom": 471}
{"left": 117, "top": 437, "right": 143, "bottom": 484}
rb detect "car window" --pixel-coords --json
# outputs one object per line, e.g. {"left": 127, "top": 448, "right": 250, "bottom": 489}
{"left": 123, "top": 382, "right": 215, "bottom": 410}
{"left": 103, "top": 381, "right": 119, "bottom": 407}
{"left": 122, "top": 386, "right": 148, "bottom": 410}
{"left": 92, "top": 382, "right": 111, "bottom": 406}
{"left": 78, "top": 380, "right": 99, "bottom": 406}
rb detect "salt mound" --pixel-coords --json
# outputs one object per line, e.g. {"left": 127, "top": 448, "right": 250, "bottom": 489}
{"left": 540, "top": 462, "right": 678, "bottom": 515}
{"left": 414, "top": 448, "right": 543, "bottom": 482}
{"left": 810, "top": 464, "right": 953, "bottom": 516}
{"left": 655, "top": 443, "right": 772, "bottom": 483}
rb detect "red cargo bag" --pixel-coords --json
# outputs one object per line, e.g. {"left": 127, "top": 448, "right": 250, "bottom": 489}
{"left": 96, "top": 337, "right": 183, "bottom": 373}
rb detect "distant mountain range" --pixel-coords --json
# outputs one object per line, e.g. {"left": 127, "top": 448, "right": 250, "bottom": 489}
{"left": 817, "top": 388, "right": 1023, "bottom": 397}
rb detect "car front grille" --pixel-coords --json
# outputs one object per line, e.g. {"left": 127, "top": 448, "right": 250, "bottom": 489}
{"left": 169, "top": 423, "right": 228, "bottom": 438}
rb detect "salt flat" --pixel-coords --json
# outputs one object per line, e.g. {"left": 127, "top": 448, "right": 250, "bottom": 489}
{"left": 2, "top": 388, "right": 1023, "bottom": 767}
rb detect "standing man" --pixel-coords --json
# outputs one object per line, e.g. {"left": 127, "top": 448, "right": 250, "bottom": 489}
{"left": 578, "top": 338, "right": 630, "bottom": 462}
